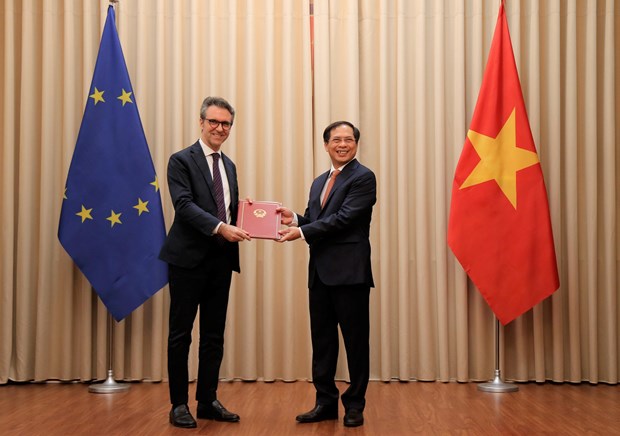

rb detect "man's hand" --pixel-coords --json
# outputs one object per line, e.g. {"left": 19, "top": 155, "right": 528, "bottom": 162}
{"left": 276, "top": 206, "right": 294, "bottom": 226}
{"left": 277, "top": 227, "right": 301, "bottom": 242}
{"left": 219, "top": 223, "right": 251, "bottom": 242}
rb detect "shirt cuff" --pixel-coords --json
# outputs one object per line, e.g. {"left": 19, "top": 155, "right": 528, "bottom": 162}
{"left": 292, "top": 214, "right": 305, "bottom": 240}
{"left": 213, "top": 222, "right": 224, "bottom": 235}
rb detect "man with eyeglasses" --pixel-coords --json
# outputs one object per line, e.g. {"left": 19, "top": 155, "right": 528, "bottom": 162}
{"left": 160, "top": 96, "right": 251, "bottom": 428}
{"left": 277, "top": 121, "right": 377, "bottom": 428}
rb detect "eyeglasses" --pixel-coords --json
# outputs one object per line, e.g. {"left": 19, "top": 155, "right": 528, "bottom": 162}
{"left": 204, "top": 118, "right": 233, "bottom": 131}
{"left": 329, "top": 137, "right": 356, "bottom": 145}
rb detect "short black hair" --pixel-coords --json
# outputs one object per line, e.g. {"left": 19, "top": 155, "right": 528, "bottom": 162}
{"left": 322, "top": 121, "right": 360, "bottom": 143}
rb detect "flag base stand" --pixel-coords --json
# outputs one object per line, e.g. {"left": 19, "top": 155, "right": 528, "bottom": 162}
{"left": 478, "top": 318, "right": 519, "bottom": 393}
{"left": 89, "top": 311, "right": 130, "bottom": 394}
{"left": 89, "top": 369, "right": 130, "bottom": 393}
{"left": 477, "top": 369, "right": 518, "bottom": 393}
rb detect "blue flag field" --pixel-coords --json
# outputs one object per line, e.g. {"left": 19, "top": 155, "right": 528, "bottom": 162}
{"left": 58, "top": 6, "right": 168, "bottom": 321}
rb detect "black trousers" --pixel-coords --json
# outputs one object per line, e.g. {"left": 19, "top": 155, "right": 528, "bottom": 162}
{"left": 309, "top": 276, "right": 370, "bottom": 411}
{"left": 167, "top": 255, "right": 233, "bottom": 406}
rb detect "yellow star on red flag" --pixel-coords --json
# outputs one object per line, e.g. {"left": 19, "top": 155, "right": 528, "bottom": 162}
{"left": 460, "top": 108, "right": 539, "bottom": 209}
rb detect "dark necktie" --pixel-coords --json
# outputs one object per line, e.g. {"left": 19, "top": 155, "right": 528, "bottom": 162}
{"left": 321, "top": 169, "right": 340, "bottom": 208}
{"left": 211, "top": 153, "right": 227, "bottom": 223}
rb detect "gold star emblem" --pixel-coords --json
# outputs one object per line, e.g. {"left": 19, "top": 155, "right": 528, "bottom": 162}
{"left": 460, "top": 108, "right": 539, "bottom": 209}
{"left": 133, "top": 198, "right": 150, "bottom": 216}
{"left": 106, "top": 210, "right": 122, "bottom": 227}
{"left": 76, "top": 205, "right": 93, "bottom": 223}
{"left": 150, "top": 177, "right": 160, "bottom": 192}
{"left": 117, "top": 89, "right": 133, "bottom": 106}
{"left": 89, "top": 87, "right": 105, "bottom": 105}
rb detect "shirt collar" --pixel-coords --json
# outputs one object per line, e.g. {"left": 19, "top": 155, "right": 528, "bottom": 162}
{"left": 199, "top": 138, "right": 220, "bottom": 157}
{"left": 330, "top": 160, "right": 351, "bottom": 175}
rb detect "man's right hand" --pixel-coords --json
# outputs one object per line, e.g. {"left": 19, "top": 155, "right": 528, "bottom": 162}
{"left": 219, "top": 223, "right": 251, "bottom": 242}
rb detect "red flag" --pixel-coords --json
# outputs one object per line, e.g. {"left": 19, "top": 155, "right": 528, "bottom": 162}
{"left": 447, "top": 1, "right": 559, "bottom": 325}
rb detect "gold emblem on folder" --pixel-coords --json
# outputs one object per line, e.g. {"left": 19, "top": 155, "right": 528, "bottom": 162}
{"left": 253, "top": 209, "right": 267, "bottom": 218}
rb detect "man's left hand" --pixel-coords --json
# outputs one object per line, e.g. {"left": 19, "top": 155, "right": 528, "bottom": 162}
{"left": 277, "top": 227, "right": 301, "bottom": 242}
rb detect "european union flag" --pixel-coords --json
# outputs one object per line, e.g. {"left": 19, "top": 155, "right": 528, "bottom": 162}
{"left": 58, "top": 6, "right": 168, "bottom": 321}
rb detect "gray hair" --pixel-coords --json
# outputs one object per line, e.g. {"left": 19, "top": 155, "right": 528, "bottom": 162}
{"left": 200, "top": 96, "right": 235, "bottom": 122}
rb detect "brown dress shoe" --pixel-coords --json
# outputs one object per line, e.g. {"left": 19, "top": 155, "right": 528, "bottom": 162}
{"left": 344, "top": 409, "right": 364, "bottom": 427}
{"left": 197, "top": 400, "right": 240, "bottom": 422}
{"left": 169, "top": 404, "right": 197, "bottom": 428}
{"left": 295, "top": 404, "right": 339, "bottom": 423}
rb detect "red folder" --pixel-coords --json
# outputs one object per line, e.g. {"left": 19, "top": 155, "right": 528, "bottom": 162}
{"left": 236, "top": 200, "right": 282, "bottom": 240}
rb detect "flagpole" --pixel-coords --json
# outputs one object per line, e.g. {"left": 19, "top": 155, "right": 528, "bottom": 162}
{"left": 89, "top": 311, "right": 130, "bottom": 393}
{"left": 109, "top": 0, "right": 119, "bottom": 26}
{"left": 83, "top": 0, "right": 129, "bottom": 394}
{"left": 478, "top": 317, "right": 518, "bottom": 393}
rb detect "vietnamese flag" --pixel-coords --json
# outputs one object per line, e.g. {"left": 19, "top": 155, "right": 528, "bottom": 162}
{"left": 447, "top": 1, "right": 559, "bottom": 325}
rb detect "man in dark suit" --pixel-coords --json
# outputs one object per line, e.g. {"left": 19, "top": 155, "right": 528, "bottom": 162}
{"left": 277, "top": 121, "right": 376, "bottom": 428}
{"left": 160, "top": 96, "right": 251, "bottom": 428}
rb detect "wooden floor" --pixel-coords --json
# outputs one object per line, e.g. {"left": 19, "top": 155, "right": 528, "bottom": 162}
{"left": 1, "top": 380, "right": 619, "bottom": 435}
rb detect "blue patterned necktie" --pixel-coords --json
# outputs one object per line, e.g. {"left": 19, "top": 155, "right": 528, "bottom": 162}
{"left": 211, "top": 153, "right": 227, "bottom": 223}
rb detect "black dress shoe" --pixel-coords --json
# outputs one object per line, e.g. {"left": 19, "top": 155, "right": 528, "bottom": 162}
{"left": 344, "top": 409, "right": 364, "bottom": 427}
{"left": 169, "top": 404, "right": 197, "bottom": 428}
{"left": 197, "top": 400, "right": 240, "bottom": 422}
{"left": 296, "top": 404, "right": 338, "bottom": 423}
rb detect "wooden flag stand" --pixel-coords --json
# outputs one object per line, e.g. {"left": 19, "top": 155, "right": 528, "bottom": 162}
{"left": 89, "top": 312, "right": 130, "bottom": 394}
{"left": 478, "top": 317, "right": 518, "bottom": 393}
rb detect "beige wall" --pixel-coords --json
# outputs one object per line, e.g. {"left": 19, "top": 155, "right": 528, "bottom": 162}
{"left": 1, "top": 0, "right": 618, "bottom": 385}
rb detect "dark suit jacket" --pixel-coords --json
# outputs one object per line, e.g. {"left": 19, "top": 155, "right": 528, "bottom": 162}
{"left": 159, "top": 141, "right": 240, "bottom": 272}
{"left": 298, "top": 159, "right": 376, "bottom": 288}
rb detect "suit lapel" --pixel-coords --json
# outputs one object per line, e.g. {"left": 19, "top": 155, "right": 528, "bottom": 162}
{"left": 311, "top": 171, "right": 330, "bottom": 216}
{"left": 320, "top": 159, "right": 358, "bottom": 211}
{"left": 190, "top": 141, "right": 217, "bottom": 200}
{"left": 221, "top": 153, "right": 234, "bottom": 187}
